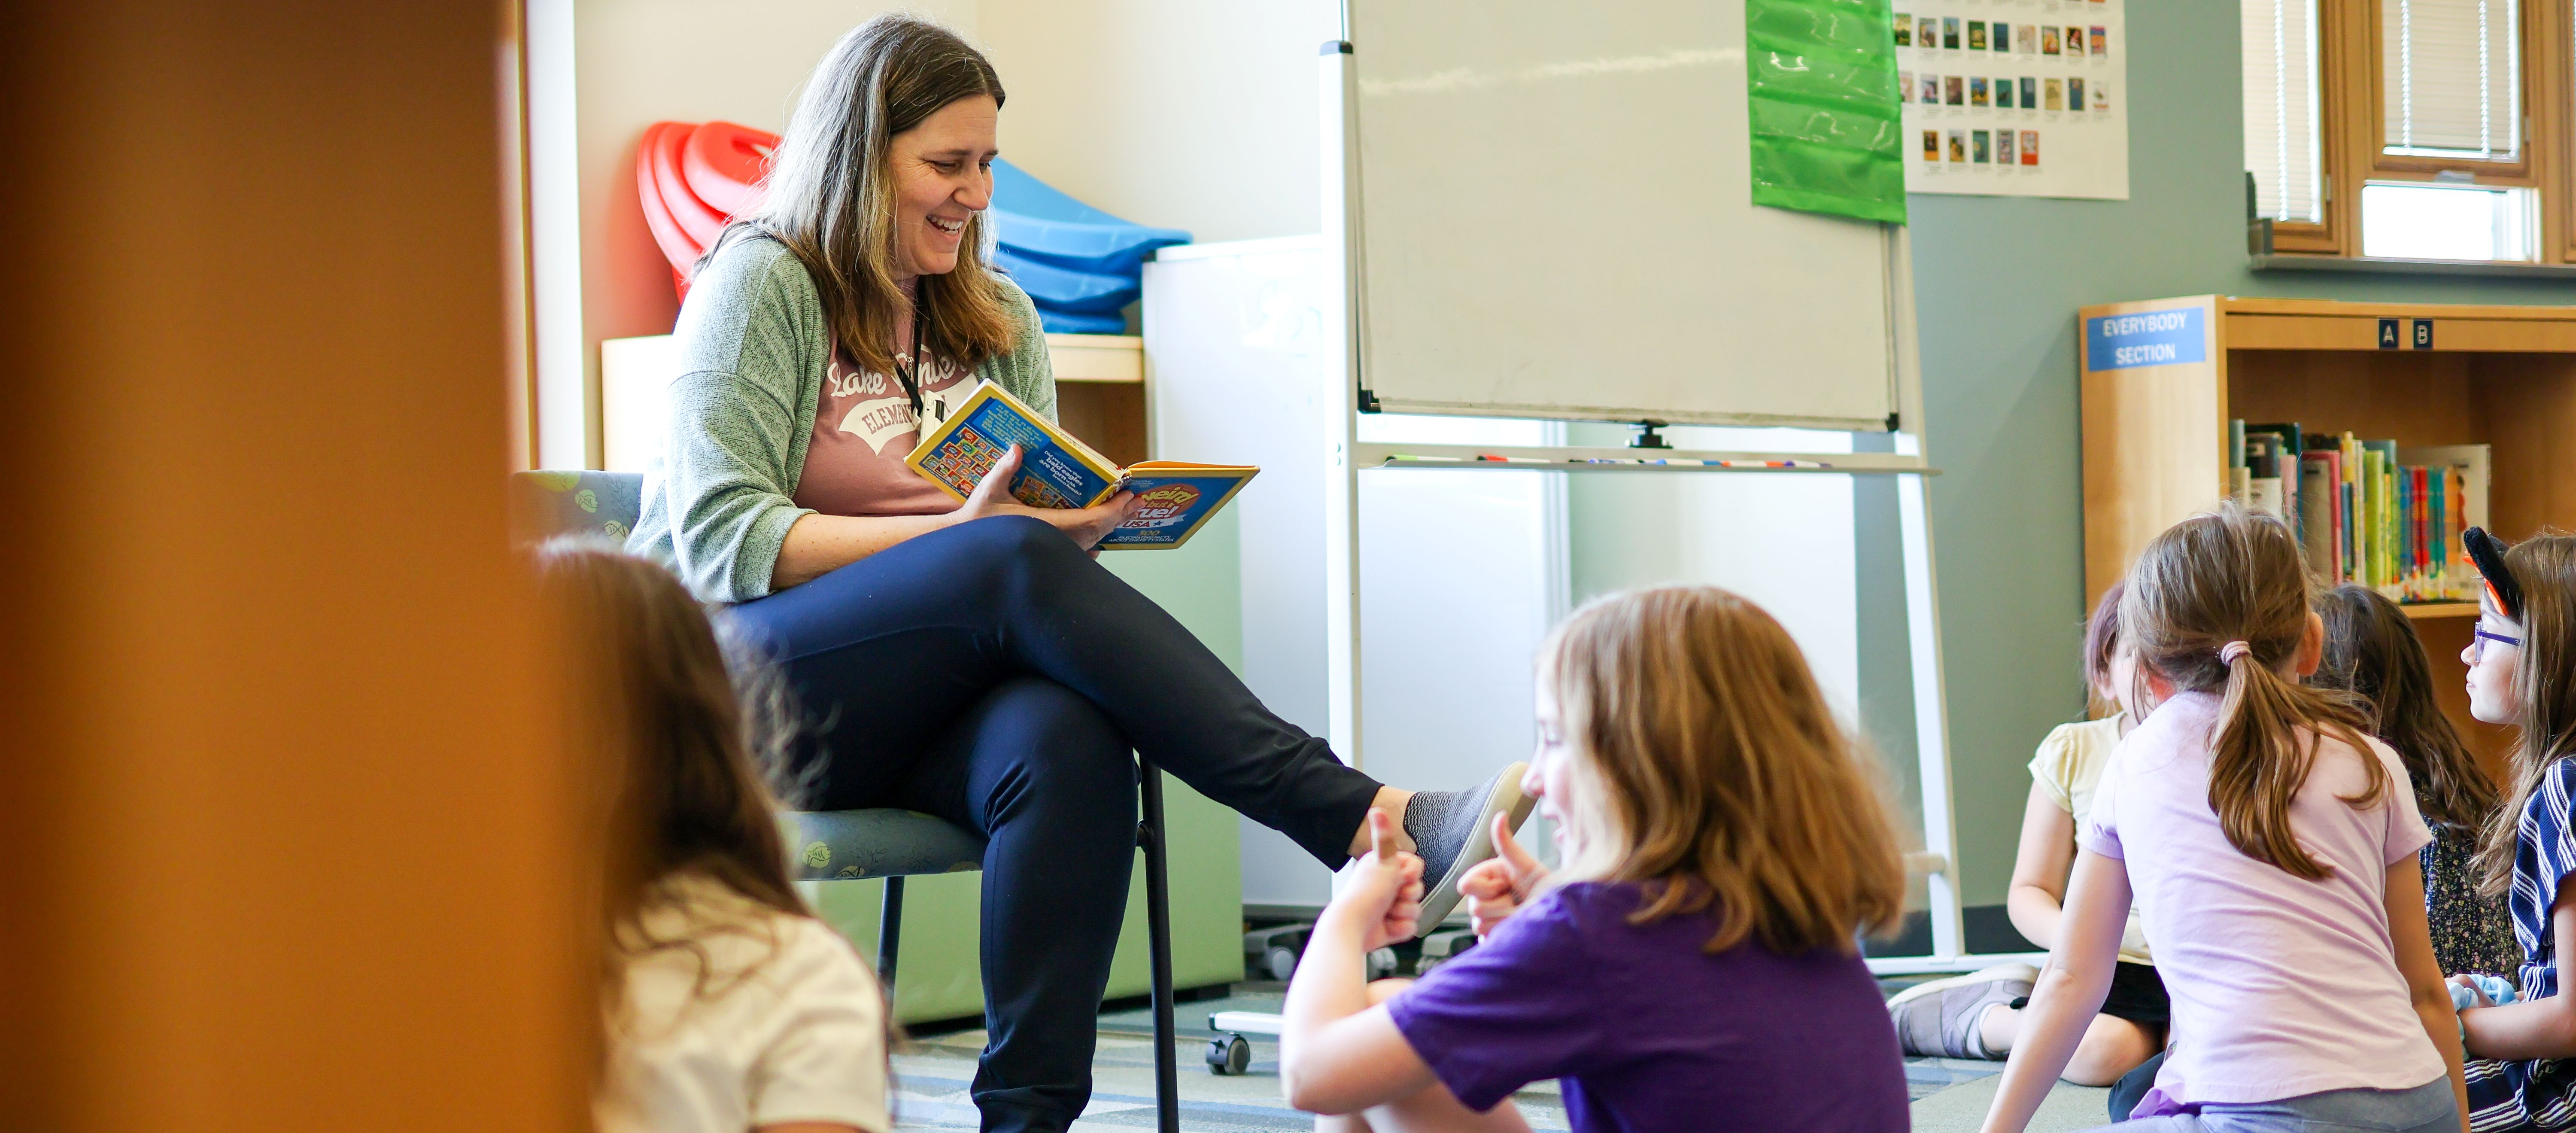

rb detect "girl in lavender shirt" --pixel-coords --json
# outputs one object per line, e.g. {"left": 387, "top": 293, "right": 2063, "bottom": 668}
{"left": 1277, "top": 586, "right": 1912, "bottom": 1133}
{"left": 1982, "top": 506, "right": 2468, "bottom": 1133}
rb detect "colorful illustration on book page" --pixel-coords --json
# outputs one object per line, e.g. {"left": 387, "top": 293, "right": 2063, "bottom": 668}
{"left": 1896, "top": 0, "right": 2126, "bottom": 199}
{"left": 920, "top": 424, "right": 1006, "bottom": 497}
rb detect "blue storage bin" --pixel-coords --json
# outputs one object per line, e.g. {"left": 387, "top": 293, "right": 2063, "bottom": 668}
{"left": 988, "top": 159, "right": 1188, "bottom": 278}
{"left": 993, "top": 247, "right": 1139, "bottom": 315}
{"left": 1034, "top": 308, "right": 1128, "bottom": 335}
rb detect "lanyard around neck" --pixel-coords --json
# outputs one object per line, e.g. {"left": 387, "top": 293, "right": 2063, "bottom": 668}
{"left": 891, "top": 289, "right": 932, "bottom": 417}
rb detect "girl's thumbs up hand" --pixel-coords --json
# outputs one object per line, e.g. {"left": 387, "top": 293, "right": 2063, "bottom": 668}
{"left": 1331, "top": 808, "right": 1425, "bottom": 953}
{"left": 1461, "top": 812, "right": 1549, "bottom": 939}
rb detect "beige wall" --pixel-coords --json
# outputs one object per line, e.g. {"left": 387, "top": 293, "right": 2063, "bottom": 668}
{"left": 542, "top": 0, "right": 1336, "bottom": 464}
{"left": 979, "top": 0, "right": 1337, "bottom": 244}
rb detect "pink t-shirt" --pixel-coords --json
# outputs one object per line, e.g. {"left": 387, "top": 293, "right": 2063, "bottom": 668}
{"left": 793, "top": 341, "right": 975, "bottom": 518}
{"left": 2080, "top": 691, "right": 2439, "bottom": 1109}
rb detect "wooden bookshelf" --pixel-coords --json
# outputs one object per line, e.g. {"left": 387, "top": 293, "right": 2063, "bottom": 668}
{"left": 1048, "top": 334, "right": 1147, "bottom": 466}
{"left": 2080, "top": 296, "right": 2576, "bottom": 774}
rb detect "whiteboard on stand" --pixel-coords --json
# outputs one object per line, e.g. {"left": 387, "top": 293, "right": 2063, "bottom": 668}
{"left": 1346, "top": 0, "right": 1911, "bottom": 431}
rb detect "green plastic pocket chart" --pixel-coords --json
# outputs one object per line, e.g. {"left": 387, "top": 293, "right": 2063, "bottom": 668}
{"left": 1746, "top": 0, "right": 1908, "bottom": 223}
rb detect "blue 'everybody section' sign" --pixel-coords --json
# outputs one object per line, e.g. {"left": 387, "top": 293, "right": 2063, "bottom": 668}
{"left": 2086, "top": 307, "right": 2207, "bottom": 371}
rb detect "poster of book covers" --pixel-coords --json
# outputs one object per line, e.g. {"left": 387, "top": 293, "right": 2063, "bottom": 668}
{"left": 1894, "top": 0, "right": 2129, "bottom": 200}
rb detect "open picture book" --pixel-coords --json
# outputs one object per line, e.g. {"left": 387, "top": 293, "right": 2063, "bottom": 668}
{"left": 904, "top": 381, "right": 1258, "bottom": 549}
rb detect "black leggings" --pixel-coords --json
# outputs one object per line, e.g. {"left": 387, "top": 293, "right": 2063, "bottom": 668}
{"left": 727, "top": 515, "right": 1382, "bottom": 1133}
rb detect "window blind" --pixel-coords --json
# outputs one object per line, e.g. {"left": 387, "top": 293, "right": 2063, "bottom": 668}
{"left": 2382, "top": 0, "right": 2522, "bottom": 159}
{"left": 2244, "top": 0, "right": 2325, "bottom": 222}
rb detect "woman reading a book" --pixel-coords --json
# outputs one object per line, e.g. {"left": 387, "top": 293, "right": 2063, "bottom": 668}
{"left": 623, "top": 16, "right": 1529, "bottom": 1133}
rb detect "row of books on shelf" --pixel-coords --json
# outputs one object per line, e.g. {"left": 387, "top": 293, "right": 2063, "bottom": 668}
{"left": 2227, "top": 420, "right": 2489, "bottom": 604}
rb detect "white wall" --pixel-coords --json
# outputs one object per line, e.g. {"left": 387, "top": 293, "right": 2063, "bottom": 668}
{"left": 1567, "top": 425, "right": 1864, "bottom": 725}
{"left": 979, "top": 0, "right": 1339, "bottom": 244}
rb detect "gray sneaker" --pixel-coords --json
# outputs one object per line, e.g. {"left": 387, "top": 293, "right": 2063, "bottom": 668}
{"left": 1884, "top": 962, "right": 2038, "bottom": 1059}
{"left": 1404, "top": 764, "right": 1537, "bottom": 933}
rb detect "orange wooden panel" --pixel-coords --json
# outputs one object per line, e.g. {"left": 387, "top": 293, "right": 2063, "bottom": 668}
{"left": 2473, "top": 353, "right": 2576, "bottom": 541}
{"left": 0, "top": 4, "right": 587, "bottom": 1132}
{"left": 2224, "top": 350, "right": 2483, "bottom": 443}
{"left": 2229, "top": 314, "right": 2576, "bottom": 353}
{"left": 1058, "top": 381, "right": 1149, "bottom": 467}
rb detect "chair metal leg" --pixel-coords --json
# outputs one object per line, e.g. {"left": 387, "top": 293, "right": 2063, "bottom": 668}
{"left": 1138, "top": 759, "right": 1180, "bottom": 1133}
{"left": 877, "top": 874, "right": 905, "bottom": 1004}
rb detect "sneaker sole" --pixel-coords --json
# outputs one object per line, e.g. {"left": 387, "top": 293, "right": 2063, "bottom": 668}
{"left": 1882, "top": 962, "right": 2043, "bottom": 1009}
{"left": 1412, "top": 764, "right": 1537, "bottom": 932}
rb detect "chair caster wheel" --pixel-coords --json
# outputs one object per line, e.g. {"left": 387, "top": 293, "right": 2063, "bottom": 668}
{"left": 1206, "top": 1033, "right": 1251, "bottom": 1075}
{"left": 1366, "top": 947, "right": 1398, "bottom": 980}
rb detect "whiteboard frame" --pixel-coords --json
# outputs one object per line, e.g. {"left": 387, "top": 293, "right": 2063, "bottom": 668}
{"left": 1316, "top": 41, "right": 1989, "bottom": 975}
{"left": 1337, "top": 2, "right": 1918, "bottom": 432}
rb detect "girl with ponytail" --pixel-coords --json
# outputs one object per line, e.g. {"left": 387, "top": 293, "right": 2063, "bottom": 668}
{"left": 1979, "top": 505, "right": 2468, "bottom": 1133}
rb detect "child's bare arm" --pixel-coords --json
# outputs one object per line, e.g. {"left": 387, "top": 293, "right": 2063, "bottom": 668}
{"left": 1282, "top": 811, "right": 1433, "bottom": 1115}
{"left": 1978, "top": 850, "right": 2130, "bottom": 1133}
{"left": 2385, "top": 860, "right": 2473, "bottom": 1133}
{"left": 2005, "top": 782, "right": 2078, "bottom": 951}
{"left": 2462, "top": 876, "right": 2576, "bottom": 1060}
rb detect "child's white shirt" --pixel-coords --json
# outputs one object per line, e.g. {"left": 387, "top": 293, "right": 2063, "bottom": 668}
{"left": 596, "top": 876, "right": 890, "bottom": 1133}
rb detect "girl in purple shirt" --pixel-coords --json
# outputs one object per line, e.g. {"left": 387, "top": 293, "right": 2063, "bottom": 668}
{"left": 1277, "top": 585, "right": 1913, "bottom": 1133}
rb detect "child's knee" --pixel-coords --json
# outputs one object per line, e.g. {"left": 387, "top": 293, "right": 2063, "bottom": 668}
{"left": 2060, "top": 1017, "right": 2156, "bottom": 1086}
{"left": 1364, "top": 977, "right": 1416, "bottom": 1006}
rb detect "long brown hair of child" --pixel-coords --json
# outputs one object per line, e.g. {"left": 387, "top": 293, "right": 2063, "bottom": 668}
{"left": 2083, "top": 579, "right": 2126, "bottom": 720}
{"left": 2473, "top": 534, "right": 2576, "bottom": 893}
{"left": 1540, "top": 585, "right": 1906, "bottom": 956}
{"left": 2311, "top": 582, "right": 2500, "bottom": 831}
{"left": 2121, "top": 505, "right": 2383, "bottom": 880}
{"left": 536, "top": 539, "right": 813, "bottom": 1021}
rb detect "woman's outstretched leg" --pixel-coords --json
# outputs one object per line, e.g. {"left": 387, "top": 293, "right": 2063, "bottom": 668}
{"left": 732, "top": 515, "right": 1388, "bottom": 864}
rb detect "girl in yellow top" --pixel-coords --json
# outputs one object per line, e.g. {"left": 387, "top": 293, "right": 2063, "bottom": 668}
{"left": 1889, "top": 581, "right": 2164, "bottom": 1086}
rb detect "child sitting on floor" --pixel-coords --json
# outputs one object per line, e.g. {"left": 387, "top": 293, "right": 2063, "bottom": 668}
{"left": 1889, "top": 580, "right": 2166, "bottom": 1086}
{"left": 2314, "top": 583, "right": 2518, "bottom": 978}
{"left": 1980, "top": 506, "right": 2466, "bottom": 1133}
{"left": 1278, "top": 585, "right": 1911, "bottom": 1133}
{"left": 2447, "top": 530, "right": 2576, "bottom": 1132}
{"left": 544, "top": 542, "right": 892, "bottom": 1133}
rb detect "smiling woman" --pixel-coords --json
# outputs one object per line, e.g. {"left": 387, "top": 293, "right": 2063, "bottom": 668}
{"left": 619, "top": 15, "right": 1531, "bottom": 1133}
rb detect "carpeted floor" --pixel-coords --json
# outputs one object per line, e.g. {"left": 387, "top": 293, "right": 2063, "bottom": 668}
{"left": 887, "top": 981, "right": 2105, "bottom": 1131}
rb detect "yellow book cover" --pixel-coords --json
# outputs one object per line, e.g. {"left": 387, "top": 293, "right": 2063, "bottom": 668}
{"left": 904, "top": 381, "right": 1258, "bottom": 549}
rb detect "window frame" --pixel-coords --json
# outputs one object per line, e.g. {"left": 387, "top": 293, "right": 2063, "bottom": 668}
{"left": 2272, "top": 0, "right": 2574, "bottom": 263}
{"left": 2254, "top": 0, "right": 2343, "bottom": 250}
{"left": 2363, "top": 0, "right": 2537, "bottom": 183}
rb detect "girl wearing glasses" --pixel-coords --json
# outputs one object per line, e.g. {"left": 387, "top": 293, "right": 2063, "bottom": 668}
{"left": 2449, "top": 529, "right": 2576, "bottom": 1133}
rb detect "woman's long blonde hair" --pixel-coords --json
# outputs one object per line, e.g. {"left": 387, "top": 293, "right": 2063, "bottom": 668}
{"left": 2473, "top": 534, "right": 2576, "bottom": 893}
{"left": 718, "top": 14, "right": 1018, "bottom": 377}
{"left": 1541, "top": 586, "right": 1905, "bottom": 955}
{"left": 2122, "top": 505, "right": 2382, "bottom": 880}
